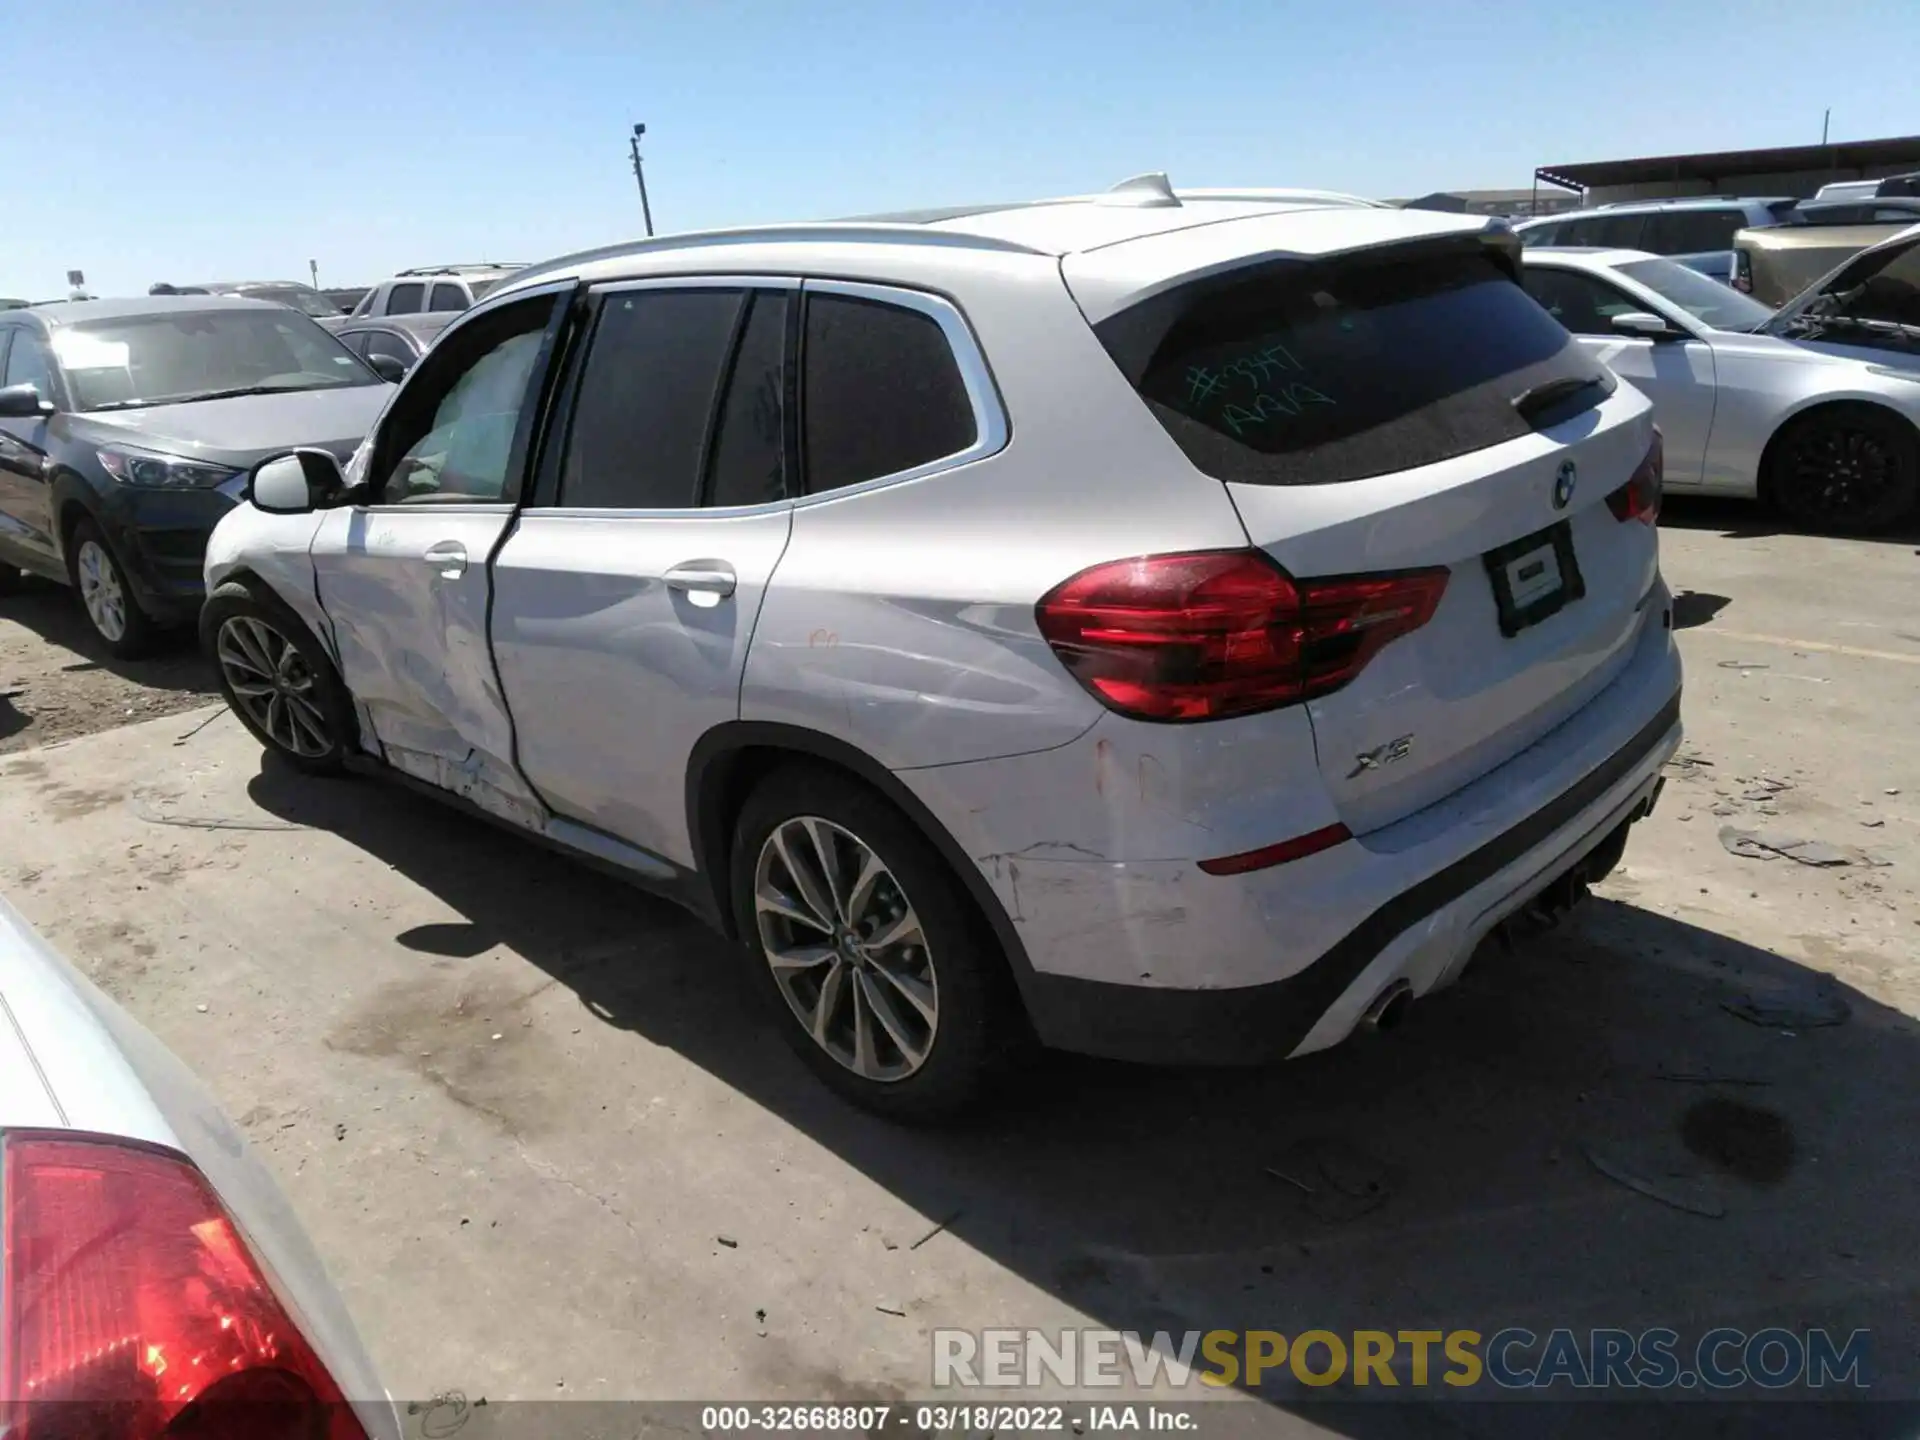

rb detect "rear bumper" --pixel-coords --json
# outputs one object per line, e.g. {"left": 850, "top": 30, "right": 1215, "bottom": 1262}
{"left": 901, "top": 599, "right": 1682, "bottom": 1066}
{"left": 1020, "top": 688, "right": 1677, "bottom": 1064}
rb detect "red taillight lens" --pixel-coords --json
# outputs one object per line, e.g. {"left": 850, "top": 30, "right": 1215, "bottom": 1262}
{"left": 1606, "top": 432, "right": 1663, "bottom": 526}
{"left": 2, "top": 1132, "right": 368, "bottom": 1440}
{"left": 1035, "top": 549, "right": 1449, "bottom": 722}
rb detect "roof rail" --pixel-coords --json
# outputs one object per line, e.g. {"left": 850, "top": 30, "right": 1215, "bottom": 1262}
{"left": 501, "top": 223, "right": 1047, "bottom": 291}
{"left": 1177, "top": 186, "right": 1390, "bottom": 210}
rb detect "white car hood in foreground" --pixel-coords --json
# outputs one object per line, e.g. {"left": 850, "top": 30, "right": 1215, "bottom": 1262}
{"left": 0, "top": 894, "right": 399, "bottom": 1432}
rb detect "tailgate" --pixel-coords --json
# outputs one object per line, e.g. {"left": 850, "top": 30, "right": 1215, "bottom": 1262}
{"left": 1082, "top": 226, "right": 1663, "bottom": 835}
{"left": 1231, "top": 388, "right": 1660, "bottom": 833}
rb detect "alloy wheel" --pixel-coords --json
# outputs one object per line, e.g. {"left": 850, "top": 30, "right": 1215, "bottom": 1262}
{"left": 753, "top": 816, "right": 938, "bottom": 1082}
{"left": 75, "top": 539, "right": 128, "bottom": 644}
{"left": 1786, "top": 423, "right": 1898, "bottom": 528}
{"left": 216, "top": 615, "right": 334, "bottom": 758}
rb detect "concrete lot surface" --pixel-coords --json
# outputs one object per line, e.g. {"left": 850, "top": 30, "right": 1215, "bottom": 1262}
{"left": 0, "top": 501, "right": 1916, "bottom": 1438}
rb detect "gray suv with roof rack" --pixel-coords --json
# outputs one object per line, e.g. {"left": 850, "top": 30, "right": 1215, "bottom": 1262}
{"left": 350, "top": 265, "right": 526, "bottom": 320}
{"left": 1516, "top": 198, "right": 1799, "bottom": 284}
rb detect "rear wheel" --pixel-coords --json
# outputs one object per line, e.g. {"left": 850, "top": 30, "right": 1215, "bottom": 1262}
{"left": 200, "top": 580, "right": 356, "bottom": 774}
{"left": 1765, "top": 405, "right": 1919, "bottom": 535}
{"left": 67, "top": 520, "right": 156, "bottom": 659}
{"left": 729, "top": 765, "right": 1026, "bottom": 1122}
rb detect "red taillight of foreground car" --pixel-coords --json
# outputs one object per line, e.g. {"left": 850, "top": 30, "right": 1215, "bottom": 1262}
{"left": 1035, "top": 549, "right": 1450, "bottom": 722}
{"left": 1, "top": 1131, "right": 369, "bottom": 1440}
{"left": 1197, "top": 821, "right": 1354, "bottom": 876}
{"left": 1606, "top": 432, "right": 1664, "bottom": 526}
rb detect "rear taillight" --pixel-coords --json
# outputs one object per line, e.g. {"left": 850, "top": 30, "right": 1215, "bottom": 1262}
{"left": 2, "top": 1131, "right": 369, "bottom": 1440}
{"left": 1035, "top": 549, "right": 1449, "bottom": 722}
{"left": 1606, "top": 432, "right": 1663, "bottom": 526}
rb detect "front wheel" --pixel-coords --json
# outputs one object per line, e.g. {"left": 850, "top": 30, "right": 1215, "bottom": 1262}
{"left": 1765, "top": 405, "right": 1919, "bottom": 535}
{"left": 729, "top": 765, "right": 1027, "bottom": 1122}
{"left": 68, "top": 520, "right": 156, "bottom": 658}
{"left": 200, "top": 580, "right": 357, "bottom": 773}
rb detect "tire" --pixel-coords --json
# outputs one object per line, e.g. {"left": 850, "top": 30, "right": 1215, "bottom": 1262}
{"left": 0, "top": 564, "right": 23, "bottom": 596}
{"left": 729, "top": 764, "right": 1028, "bottom": 1122}
{"left": 199, "top": 579, "right": 358, "bottom": 774}
{"left": 67, "top": 519, "right": 157, "bottom": 659}
{"left": 1764, "top": 404, "right": 1920, "bottom": 535}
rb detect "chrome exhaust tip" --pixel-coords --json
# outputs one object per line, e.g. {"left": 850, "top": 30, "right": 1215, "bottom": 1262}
{"left": 1360, "top": 978, "right": 1414, "bottom": 1034}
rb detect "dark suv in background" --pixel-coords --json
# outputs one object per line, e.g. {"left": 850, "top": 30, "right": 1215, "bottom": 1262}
{"left": 1516, "top": 197, "right": 1800, "bottom": 283}
{"left": 0, "top": 297, "right": 392, "bottom": 656}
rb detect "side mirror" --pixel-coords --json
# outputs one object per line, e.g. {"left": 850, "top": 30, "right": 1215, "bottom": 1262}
{"left": 248, "top": 449, "right": 346, "bottom": 515}
{"left": 0, "top": 383, "right": 54, "bottom": 420}
{"left": 366, "top": 352, "right": 408, "bottom": 383}
{"left": 1610, "top": 311, "right": 1682, "bottom": 341}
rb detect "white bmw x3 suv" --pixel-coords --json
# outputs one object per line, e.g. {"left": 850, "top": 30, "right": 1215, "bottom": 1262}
{"left": 203, "top": 176, "right": 1682, "bottom": 1120}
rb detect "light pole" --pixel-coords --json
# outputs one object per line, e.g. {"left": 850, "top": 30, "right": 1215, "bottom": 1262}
{"left": 628, "top": 123, "right": 655, "bottom": 237}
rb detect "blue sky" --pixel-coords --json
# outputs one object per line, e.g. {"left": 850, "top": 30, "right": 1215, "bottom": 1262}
{"left": 2, "top": 0, "right": 1915, "bottom": 298}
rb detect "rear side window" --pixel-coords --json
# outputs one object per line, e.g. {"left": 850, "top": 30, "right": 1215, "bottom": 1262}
{"left": 1558, "top": 213, "right": 1647, "bottom": 248}
{"left": 429, "top": 284, "right": 467, "bottom": 312}
{"left": 385, "top": 283, "right": 425, "bottom": 315}
{"left": 1095, "top": 245, "right": 1607, "bottom": 487}
{"left": 802, "top": 293, "right": 975, "bottom": 493}
{"left": 1641, "top": 209, "right": 1745, "bottom": 255}
{"left": 558, "top": 288, "right": 744, "bottom": 509}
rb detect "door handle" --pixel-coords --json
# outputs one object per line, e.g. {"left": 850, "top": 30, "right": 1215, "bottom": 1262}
{"left": 664, "top": 560, "right": 737, "bottom": 599}
{"left": 423, "top": 540, "right": 468, "bottom": 579}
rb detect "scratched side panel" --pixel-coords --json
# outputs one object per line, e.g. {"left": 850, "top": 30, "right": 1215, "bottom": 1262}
{"left": 741, "top": 257, "right": 1250, "bottom": 769}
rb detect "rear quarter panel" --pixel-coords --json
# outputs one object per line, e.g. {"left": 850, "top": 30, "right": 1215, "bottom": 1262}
{"left": 742, "top": 254, "right": 1252, "bottom": 771}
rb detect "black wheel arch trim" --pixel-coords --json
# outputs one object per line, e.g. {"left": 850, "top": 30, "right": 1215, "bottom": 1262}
{"left": 685, "top": 721, "right": 1041, "bottom": 996}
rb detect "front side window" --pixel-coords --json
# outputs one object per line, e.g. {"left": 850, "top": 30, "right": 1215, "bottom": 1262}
{"left": 429, "top": 284, "right": 467, "bottom": 312}
{"left": 385, "top": 283, "right": 425, "bottom": 315}
{"left": 802, "top": 292, "right": 975, "bottom": 493}
{"left": 372, "top": 298, "right": 554, "bottom": 504}
{"left": 1518, "top": 223, "right": 1560, "bottom": 248}
{"left": 52, "top": 311, "right": 377, "bottom": 411}
{"left": 1099, "top": 245, "right": 1606, "bottom": 487}
{"left": 557, "top": 288, "right": 744, "bottom": 509}
{"left": 3, "top": 330, "right": 56, "bottom": 397}
{"left": 1520, "top": 267, "right": 1651, "bottom": 336}
{"left": 365, "top": 331, "right": 418, "bottom": 366}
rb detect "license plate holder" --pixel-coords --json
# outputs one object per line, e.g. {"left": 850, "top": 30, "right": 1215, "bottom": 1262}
{"left": 1483, "top": 520, "right": 1585, "bottom": 638}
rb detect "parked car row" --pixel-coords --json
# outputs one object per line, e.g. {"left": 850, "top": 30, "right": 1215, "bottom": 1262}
{"left": 4, "top": 175, "right": 1915, "bottom": 1130}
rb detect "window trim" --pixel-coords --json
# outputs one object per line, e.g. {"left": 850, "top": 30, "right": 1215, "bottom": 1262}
{"left": 524, "top": 275, "right": 800, "bottom": 517}
{"left": 796, "top": 277, "right": 1008, "bottom": 507}
{"left": 359, "top": 279, "right": 578, "bottom": 512}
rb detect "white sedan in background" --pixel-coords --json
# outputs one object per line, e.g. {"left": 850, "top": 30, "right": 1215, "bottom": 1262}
{"left": 0, "top": 893, "right": 398, "bottom": 1438}
{"left": 1520, "top": 229, "right": 1920, "bottom": 533}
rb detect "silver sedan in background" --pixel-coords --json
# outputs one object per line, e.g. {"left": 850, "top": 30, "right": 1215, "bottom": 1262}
{"left": 0, "top": 894, "right": 398, "bottom": 1438}
{"left": 1520, "top": 233, "right": 1920, "bottom": 533}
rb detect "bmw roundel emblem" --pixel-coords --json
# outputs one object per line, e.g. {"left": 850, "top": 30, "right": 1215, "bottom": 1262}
{"left": 1552, "top": 460, "right": 1578, "bottom": 510}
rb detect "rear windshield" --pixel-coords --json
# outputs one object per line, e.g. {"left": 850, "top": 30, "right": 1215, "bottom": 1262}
{"left": 1095, "top": 244, "right": 1607, "bottom": 486}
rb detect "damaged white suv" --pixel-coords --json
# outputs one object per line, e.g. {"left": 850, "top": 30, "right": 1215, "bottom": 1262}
{"left": 204, "top": 178, "right": 1682, "bottom": 1119}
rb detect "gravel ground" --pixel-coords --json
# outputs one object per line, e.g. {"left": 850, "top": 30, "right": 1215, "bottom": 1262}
{"left": 0, "top": 575, "right": 219, "bottom": 754}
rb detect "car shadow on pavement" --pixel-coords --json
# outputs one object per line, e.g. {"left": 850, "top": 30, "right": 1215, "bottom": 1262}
{"left": 1661, "top": 497, "right": 1920, "bottom": 546}
{"left": 0, "top": 576, "right": 210, "bottom": 690}
{"left": 248, "top": 759, "right": 1920, "bottom": 1439}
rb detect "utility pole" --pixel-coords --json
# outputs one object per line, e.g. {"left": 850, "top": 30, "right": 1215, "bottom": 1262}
{"left": 1822, "top": 108, "right": 1831, "bottom": 145}
{"left": 628, "top": 123, "right": 655, "bottom": 237}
